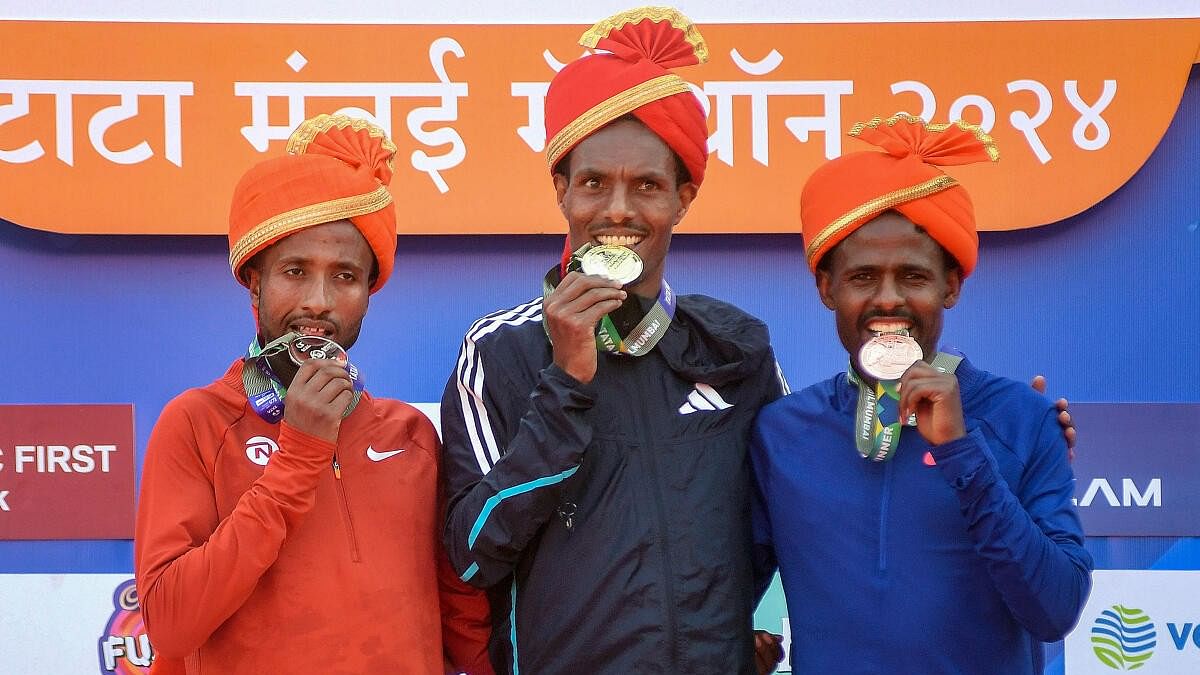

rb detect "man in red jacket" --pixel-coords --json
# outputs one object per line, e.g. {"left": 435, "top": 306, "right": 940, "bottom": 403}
{"left": 134, "top": 113, "right": 492, "bottom": 674}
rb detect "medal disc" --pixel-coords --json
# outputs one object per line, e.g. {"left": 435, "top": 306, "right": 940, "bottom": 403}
{"left": 579, "top": 244, "right": 643, "bottom": 285}
{"left": 858, "top": 333, "right": 924, "bottom": 381}
{"left": 288, "top": 334, "right": 348, "bottom": 366}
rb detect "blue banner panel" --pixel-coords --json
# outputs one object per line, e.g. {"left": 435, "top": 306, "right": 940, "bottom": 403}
{"left": 1070, "top": 404, "right": 1199, "bottom": 536}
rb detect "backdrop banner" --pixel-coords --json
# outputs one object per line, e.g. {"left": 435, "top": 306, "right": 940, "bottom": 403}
{"left": 1, "top": 19, "right": 1197, "bottom": 235}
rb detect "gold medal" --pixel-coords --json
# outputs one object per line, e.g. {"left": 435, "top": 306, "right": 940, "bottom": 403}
{"left": 858, "top": 333, "right": 923, "bottom": 381}
{"left": 579, "top": 244, "right": 644, "bottom": 286}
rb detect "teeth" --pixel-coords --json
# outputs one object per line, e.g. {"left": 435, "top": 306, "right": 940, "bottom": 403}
{"left": 867, "top": 321, "right": 911, "bottom": 334}
{"left": 295, "top": 326, "right": 325, "bottom": 336}
{"left": 596, "top": 234, "right": 643, "bottom": 247}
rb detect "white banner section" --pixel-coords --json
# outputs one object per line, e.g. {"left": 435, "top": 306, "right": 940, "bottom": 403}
{"left": 1066, "top": 570, "right": 1200, "bottom": 674}
{"left": 0, "top": 573, "right": 147, "bottom": 673}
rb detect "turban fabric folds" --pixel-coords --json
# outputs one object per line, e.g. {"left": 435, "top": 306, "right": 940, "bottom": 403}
{"left": 545, "top": 6, "right": 710, "bottom": 188}
{"left": 800, "top": 113, "right": 999, "bottom": 278}
{"left": 228, "top": 113, "right": 399, "bottom": 293}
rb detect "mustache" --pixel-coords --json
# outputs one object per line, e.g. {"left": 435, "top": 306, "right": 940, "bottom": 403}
{"left": 860, "top": 310, "right": 918, "bottom": 326}
{"left": 285, "top": 316, "right": 338, "bottom": 332}
{"left": 587, "top": 224, "right": 650, "bottom": 235}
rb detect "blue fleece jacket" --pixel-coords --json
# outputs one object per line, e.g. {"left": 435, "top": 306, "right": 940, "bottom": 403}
{"left": 751, "top": 358, "right": 1092, "bottom": 674}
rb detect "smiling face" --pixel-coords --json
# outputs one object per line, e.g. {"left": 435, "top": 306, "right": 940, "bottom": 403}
{"left": 816, "top": 211, "right": 962, "bottom": 378}
{"left": 243, "top": 219, "right": 374, "bottom": 350}
{"left": 553, "top": 117, "right": 697, "bottom": 298}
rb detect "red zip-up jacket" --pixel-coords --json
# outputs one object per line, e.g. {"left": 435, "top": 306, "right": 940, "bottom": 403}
{"left": 135, "top": 360, "right": 492, "bottom": 674}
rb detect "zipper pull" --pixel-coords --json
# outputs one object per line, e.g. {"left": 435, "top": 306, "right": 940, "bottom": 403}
{"left": 333, "top": 457, "right": 342, "bottom": 479}
{"left": 556, "top": 501, "right": 577, "bottom": 531}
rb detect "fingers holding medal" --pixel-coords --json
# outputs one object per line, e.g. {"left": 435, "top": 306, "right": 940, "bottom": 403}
{"left": 284, "top": 357, "right": 356, "bottom": 443}
{"left": 857, "top": 331, "right": 965, "bottom": 447}
{"left": 545, "top": 248, "right": 632, "bottom": 384}
{"left": 897, "top": 362, "right": 966, "bottom": 447}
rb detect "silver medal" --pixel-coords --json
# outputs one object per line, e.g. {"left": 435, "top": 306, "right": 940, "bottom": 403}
{"left": 858, "top": 333, "right": 923, "bottom": 381}
{"left": 288, "top": 334, "right": 348, "bottom": 366}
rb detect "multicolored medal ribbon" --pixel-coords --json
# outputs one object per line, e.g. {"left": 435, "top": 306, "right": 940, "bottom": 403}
{"left": 848, "top": 331, "right": 962, "bottom": 461}
{"left": 242, "top": 333, "right": 364, "bottom": 423}
{"left": 542, "top": 243, "right": 676, "bottom": 357}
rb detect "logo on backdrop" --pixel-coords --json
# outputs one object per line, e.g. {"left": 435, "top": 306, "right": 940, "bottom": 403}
{"left": 1068, "top": 403, "right": 1199, "bottom": 536}
{"left": 1066, "top": 571, "right": 1200, "bottom": 673}
{"left": 1091, "top": 604, "right": 1157, "bottom": 670}
{"left": 0, "top": 404, "right": 136, "bottom": 539}
{"left": 97, "top": 578, "right": 153, "bottom": 674}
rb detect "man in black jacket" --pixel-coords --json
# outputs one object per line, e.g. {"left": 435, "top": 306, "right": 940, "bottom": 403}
{"left": 439, "top": 7, "right": 787, "bottom": 674}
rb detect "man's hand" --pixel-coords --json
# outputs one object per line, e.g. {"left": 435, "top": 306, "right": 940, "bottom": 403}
{"left": 754, "top": 630, "right": 784, "bottom": 675}
{"left": 282, "top": 359, "right": 355, "bottom": 443}
{"left": 898, "top": 362, "right": 966, "bottom": 447}
{"left": 1031, "top": 375, "right": 1076, "bottom": 460}
{"left": 543, "top": 271, "right": 626, "bottom": 384}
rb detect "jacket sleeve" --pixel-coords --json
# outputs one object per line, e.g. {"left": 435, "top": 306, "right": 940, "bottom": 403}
{"left": 749, "top": 354, "right": 786, "bottom": 602}
{"left": 929, "top": 412, "right": 1094, "bottom": 642}
{"left": 134, "top": 396, "right": 334, "bottom": 658}
{"left": 436, "top": 543, "right": 495, "bottom": 674}
{"left": 431, "top": 427, "right": 494, "bottom": 675}
{"left": 749, "top": 428, "right": 779, "bottom": 604}
{"left": 440, "top": 327, "right": 596, "bottom": 588}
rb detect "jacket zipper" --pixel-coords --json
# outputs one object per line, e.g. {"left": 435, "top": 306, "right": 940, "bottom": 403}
{"left": 332, "top": 455, "right": 362, "bottom": 562}
{"left": 632, "top": 364, "right": 681, "bottom": 672}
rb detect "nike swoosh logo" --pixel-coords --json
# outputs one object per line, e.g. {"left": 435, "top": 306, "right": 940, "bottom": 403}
{"left": 366, "top": 446, "right": 405, "bottom": 462}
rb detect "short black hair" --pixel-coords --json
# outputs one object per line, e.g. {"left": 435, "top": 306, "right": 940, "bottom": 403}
{"left": 552, "top": 114, "right": 692, "bottom": 187}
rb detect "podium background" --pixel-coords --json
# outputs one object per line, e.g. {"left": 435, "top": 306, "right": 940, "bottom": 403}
{"left": 1, "top": 2, "right": 1198, "bottom": 673}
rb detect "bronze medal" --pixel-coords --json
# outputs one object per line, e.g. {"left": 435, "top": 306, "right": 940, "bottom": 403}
{"left": 858, "top": 333, "right": 924, "bottom": 381}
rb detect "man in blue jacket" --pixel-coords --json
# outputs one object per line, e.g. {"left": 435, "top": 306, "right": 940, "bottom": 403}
{"left": 438, "top": 7, "right": 789, "bottom": 674}
{"left": 751, "top": 114, "right": 1093, "bottom": 674}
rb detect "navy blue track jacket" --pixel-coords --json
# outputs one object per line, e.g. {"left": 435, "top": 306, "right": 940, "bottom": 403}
{"left": 441, "top": 294, "right": 786, "bottom": 674}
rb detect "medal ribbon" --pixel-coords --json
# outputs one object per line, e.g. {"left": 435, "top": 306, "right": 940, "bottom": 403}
{"left": 848, "top": 351, "right": 963, "bottom": 461}
{"left": 242, "top": 335, "right": 364, "bottom": 424}
{"left": 541, "top": 267, "right": 676, "bottom": 357}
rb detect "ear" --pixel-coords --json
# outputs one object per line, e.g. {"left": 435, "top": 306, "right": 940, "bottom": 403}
{"left": 553, "top": 173, "right": 569, "bottom": 216}
{"left": 815, "top": 267, "right": 837, "bottom": 311}
{"left": 675, "top": 182, "right": 698, "bottom": 222}
{"left": 245, "top": 265, "right": 262, "bottom": 310}
{"left": 943, "top": 267, "right": 962, "bottom": 309}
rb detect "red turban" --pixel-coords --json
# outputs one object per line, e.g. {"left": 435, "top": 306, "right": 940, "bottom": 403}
{"left": 228, "top": 113, "right": 398, "bottom": 293}
{"left": 544, "top": 6, "right": 710, "bottom": 187}
{"left": 800, "top": 113, "right": 999, "bottom": 278}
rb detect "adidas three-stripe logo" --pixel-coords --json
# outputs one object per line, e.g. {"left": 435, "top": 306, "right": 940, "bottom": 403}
{"left": 678, "top": 383, "right": 733, "bottom": 415}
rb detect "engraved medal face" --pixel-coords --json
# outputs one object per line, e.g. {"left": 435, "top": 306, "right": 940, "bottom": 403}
{"left": 288, "top": 334, "right": 348, "bottom": 366}
{"left": 858, "top": 333, "right": 924, "bottom": 381}
{"left": 579, "top": 244, "right": 644, "bottom": 286}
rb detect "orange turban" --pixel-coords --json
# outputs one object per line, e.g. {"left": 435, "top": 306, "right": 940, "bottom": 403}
{"left": 545, "top": 6, "right": 710, "bottom": 187}
{"left": 228, "top": 113, "right": 398, "bottom": 293}
{"left": 800, "top": 113, "right": 999, "bottom": 278}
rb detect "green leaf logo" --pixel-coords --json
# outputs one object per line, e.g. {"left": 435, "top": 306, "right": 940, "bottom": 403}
{"left": 1091, "top": 604, "right": 1157, "bottom": 670}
